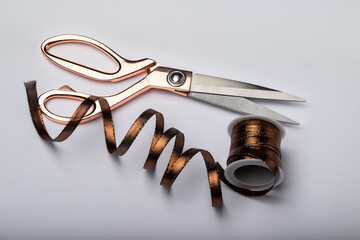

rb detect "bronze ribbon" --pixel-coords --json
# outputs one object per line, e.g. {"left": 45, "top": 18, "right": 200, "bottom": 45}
{"left": 24, "top": 81, "right": 283, "bottom": 207}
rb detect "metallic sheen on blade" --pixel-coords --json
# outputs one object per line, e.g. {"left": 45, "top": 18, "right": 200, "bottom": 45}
{"left": 190, "top": 73, "right": 305, "bottom": 102}
{"left": 188, "top": 92, "right": 299, "bottom": 125}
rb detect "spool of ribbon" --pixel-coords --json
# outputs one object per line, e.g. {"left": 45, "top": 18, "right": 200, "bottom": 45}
{"left": 224, "top": 116, "right": 285, "bottom": 195}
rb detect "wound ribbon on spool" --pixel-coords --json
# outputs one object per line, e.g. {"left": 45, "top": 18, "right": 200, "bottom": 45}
{"left": 224, "top": 116, "right": 285, "bottom": 195}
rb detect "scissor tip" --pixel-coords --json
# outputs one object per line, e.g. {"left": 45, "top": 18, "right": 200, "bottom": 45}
{"left": 288, "top": 95, "right": 306, "bottom": 102}
{"left": 283, "top": 119, "right": 300, "bottom": 125}
{"left": 298, "top": 97, "right": 306, "bottom": 102}
{"left": 275, "top": 116, "right": 299, "bottom": 125}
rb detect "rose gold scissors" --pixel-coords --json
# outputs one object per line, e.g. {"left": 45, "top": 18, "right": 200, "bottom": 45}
{"left": 38, "top": 34, "right": 304, "bottom": 125}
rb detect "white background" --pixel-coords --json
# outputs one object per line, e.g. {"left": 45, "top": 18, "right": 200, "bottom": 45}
{"left": 1, "top": 0, "right": 359, "bottom": 239}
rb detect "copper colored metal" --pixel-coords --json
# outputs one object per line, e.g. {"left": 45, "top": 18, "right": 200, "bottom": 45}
{"left": 39, "top": 35, "right": 191, "bottom": 124}
{"left": 41, "top": 34, "right": 156, "bottom": 82}
{"left": 38, "top": 65, "right": 192, "bottom": 124}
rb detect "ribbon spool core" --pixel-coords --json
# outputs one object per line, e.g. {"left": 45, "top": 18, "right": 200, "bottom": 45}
{"left": 225, "top": 115, "right": 285, "bottom": 192}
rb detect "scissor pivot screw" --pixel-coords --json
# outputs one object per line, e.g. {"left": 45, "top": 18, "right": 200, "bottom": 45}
{"left": 167, "top": 70, "right": 186, "bottom": 87}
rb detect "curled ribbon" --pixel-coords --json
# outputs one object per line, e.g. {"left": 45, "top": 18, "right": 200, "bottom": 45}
{"left": 25, "top": 81, "right": 280, "bottom": 207}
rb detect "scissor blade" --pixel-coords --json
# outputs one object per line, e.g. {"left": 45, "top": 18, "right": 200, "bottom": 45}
{"left": 190, "top": 73, "right": 305, "bottom": 102}
{"left": 188, "top": 92, "right": 299, "bottom": 125}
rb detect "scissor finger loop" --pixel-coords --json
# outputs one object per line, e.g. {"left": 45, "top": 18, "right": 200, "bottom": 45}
{"left": 38, "top": 86, "right": 102, "bottom": 123}
{"left": 41, "top": 34, "right": 156, "bottom": 82}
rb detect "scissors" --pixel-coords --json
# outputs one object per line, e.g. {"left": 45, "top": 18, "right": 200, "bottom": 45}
{"left": 38, "top": 34, "right": 304, "bottom": 125}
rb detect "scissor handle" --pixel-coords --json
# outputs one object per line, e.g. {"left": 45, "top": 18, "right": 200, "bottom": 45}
{"left": 41, "top": 34, "right": 156, "bottom": 82}
{"left": 38, "top": 86, "right": 102, "bottom": 123}
{"left": 38, "top": 77, "right": 153, "bottom": 124}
